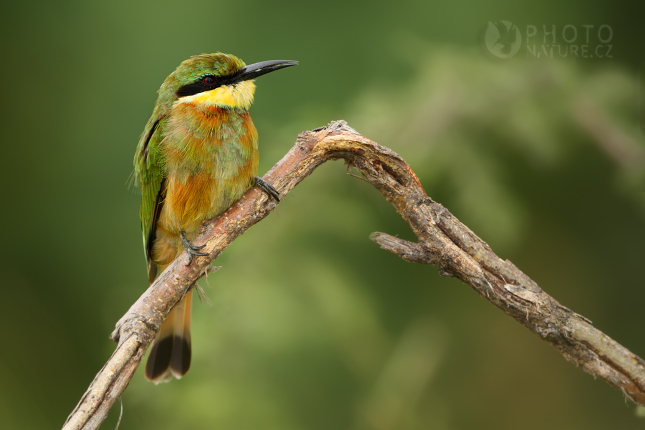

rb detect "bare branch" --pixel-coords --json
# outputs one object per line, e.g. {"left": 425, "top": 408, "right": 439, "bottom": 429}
{"left": 63, "top": 120, "right": 645, "bottom": 430}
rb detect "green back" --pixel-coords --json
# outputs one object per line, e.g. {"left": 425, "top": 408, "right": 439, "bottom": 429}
{"left": 134, "top": 113, "right": 167, "bottom": 283}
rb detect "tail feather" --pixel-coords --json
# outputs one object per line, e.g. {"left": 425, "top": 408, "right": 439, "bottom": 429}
{"left": 170, "top": 290, "right": 192, "bottom": 378}
{"left": 145, "top": 290, "right": 193, "bottom": 383}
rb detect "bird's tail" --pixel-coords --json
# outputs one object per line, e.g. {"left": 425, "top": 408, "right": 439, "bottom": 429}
{"left": 145, "top": 289, "right": 192, "bottom": 383}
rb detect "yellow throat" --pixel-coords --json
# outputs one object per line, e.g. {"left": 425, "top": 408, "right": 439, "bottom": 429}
{"left": 178, "top": 80, "right": 256, "bottom": 109}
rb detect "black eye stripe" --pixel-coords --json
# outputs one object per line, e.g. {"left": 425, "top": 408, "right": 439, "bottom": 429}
{"left": 176, "top": 75, "right": 223, "bottom": 98}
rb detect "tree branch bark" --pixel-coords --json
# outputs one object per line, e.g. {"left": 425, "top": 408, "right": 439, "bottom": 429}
{"left": 63, "top": 120, "right": 645, "bottom": 430}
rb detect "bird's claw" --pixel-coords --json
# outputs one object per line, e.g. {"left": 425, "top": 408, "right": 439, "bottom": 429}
{"left": 180, "top": 231, "right": 208, "bottom": 266}
{"left": 254, "top": 176, "right": 280, "bottom": 202}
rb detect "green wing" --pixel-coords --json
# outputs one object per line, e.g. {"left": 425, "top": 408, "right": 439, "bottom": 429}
{"left": 134, "top": 116, "right": 166, "bottom": 284}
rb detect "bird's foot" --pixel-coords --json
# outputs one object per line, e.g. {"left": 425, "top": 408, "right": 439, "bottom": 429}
{"left": 180, "top": 231, "right": 208, "bottom": 266}
{"left": 254, "top": 176, "right": 280, "bottom": 202}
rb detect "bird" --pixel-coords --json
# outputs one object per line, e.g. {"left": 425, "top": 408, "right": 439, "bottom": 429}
{"left": 492, "top": 21, "right": 518, "bottom": 56}
{"left": 133, "top": 53, "right": 297, "bottom": 383}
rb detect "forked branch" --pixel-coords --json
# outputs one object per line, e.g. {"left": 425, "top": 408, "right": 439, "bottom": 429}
{"left": 63, "top": 121, "right": 645, "bottom": 430}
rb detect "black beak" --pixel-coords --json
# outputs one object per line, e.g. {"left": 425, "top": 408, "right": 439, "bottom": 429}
{"left": 229, "top": 60, "right": 298, "bottom": 85}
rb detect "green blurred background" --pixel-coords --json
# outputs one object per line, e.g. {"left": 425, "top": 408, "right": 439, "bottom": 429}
{"left": 1, "top": 0, "right": 643, "bottom": 429}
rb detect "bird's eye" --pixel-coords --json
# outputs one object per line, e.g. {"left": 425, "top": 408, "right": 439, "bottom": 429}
{"left": 203, "top": 76, "right": 215, "bottom": 85}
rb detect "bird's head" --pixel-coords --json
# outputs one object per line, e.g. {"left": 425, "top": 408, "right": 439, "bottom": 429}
{"left": 156, "top": 53, "right": 297, "bottom": 111}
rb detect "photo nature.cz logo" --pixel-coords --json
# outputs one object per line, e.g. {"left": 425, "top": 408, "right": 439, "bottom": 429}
{"left": 484, "top": 21, "right": 613, "bottom": 60}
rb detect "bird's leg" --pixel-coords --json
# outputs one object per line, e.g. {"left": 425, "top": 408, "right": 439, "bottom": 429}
{"left": 254, "top": 176, "right": 280, "bottom": 202}
{"left": 180, "top": 231, "right": 208, "bottom": 266}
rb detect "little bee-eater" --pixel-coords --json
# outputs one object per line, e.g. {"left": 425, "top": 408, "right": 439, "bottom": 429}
{"left": 134, "top": 53, "right": 297, "bottom": 382}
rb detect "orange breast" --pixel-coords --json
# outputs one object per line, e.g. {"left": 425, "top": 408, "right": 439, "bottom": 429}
{"left": 153, "top": 103, "right": 258, "bottom": 263}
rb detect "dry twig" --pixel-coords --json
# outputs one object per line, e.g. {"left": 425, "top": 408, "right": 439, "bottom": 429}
{"left": 63, "top": 121, "right": 645, "bottom": 430}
